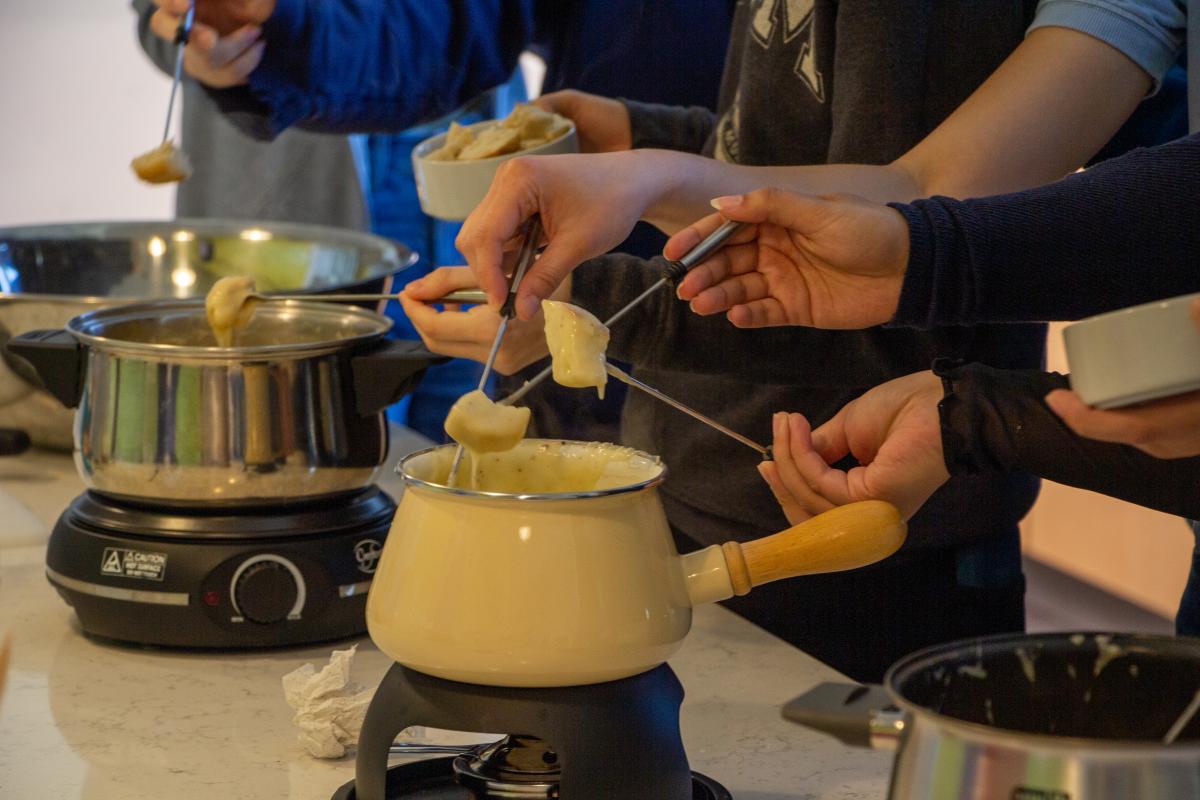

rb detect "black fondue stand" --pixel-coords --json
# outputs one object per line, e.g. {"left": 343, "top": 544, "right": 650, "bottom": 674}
{"left": 334, "top": 663, "right": 732, "bottom": 799}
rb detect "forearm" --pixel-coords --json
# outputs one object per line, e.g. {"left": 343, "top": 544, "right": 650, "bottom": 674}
{"left": 635, "top": 150, "right": 920, "bottom": 234}
{"left": 939, "top": 362, "right": 1200, "bottom": 518}
{"left": 893, "top": 132, "right": 1200, "bottom": 327}
{"left": 646, "top": 20, "right": 1159, "bottom": 231}
{"left": 894, "top": 26, "right": 1152, "bottom": 200}
{"left": 241, "top": 0, "right": 532, "bottom": 136}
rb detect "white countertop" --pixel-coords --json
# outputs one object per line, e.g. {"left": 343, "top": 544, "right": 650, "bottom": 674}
{"left": 0, "top": 433, "right": 891, "bottom": 799}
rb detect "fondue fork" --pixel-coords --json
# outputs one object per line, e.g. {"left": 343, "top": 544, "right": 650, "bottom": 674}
{"left": 605, "top": 363, "right": 771, "bottom": 459}
{"left": 445, "top": 215, "right": 544, "bottom": 485}
{"left": 501, "top": 218, "right": 744, "bottom": 406}
{"left": 162, "top": 3, "right": 196, "bottom": 144}
{"left": 243, "top": 288, "right": 490, "bottom": 305}
{"left": 1164, "top": 687, "right": 1200, "bottom": 744}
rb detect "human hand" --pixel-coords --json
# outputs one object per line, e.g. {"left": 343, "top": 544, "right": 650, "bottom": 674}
{"left": 534, "top": 90, "right": 632, "bottom": 153}
{"left": 398, "top": 267, "right": 558, "bottom": 375}
{"left": 669, "top": 188, "right": 910, "bottom": 329}
{"left": 1045, "top": 299, "right": 1200, "bottom": 459}
{"left": 154, "top": 0, "right": 275, "bottom": 36}
{"left": 758, "top": 371, "right": 950, "bottom": 523}
{"left": 455, "top": 151, "right": 657, "bottom": 319}
{"left": 150, "top": 1, "right": 265, "bottom": 88}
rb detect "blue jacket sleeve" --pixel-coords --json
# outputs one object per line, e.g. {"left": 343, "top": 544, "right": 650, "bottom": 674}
{"left": 890, "top": 131, "right": 1200, "bottom": 327}
{"left": 210, "top": 0, "right": 535, "bottom": 139}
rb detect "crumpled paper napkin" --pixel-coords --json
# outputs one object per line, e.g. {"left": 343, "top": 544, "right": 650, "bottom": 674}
{"left": 282, "top": 645, "right": 375, "bottom": 758}
{"left": 282, "top": 646, "right": 503, "bottom": 759}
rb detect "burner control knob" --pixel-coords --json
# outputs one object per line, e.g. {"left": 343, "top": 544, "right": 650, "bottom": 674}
{"left": 233, "top": 559, "right": 300, "bottom": 624}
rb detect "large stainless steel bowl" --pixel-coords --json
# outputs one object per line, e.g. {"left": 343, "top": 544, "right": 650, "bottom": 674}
{"left": 0, "top": 219, "right": 417, "bottom": 449}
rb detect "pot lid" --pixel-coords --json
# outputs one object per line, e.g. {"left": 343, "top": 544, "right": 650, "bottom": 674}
{"left": 67, "top": 298, "right": 391, "bottom": 358}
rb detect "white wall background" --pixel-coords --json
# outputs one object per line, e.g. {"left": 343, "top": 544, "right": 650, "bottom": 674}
{"left": 0, "top": 0, "right": 175, "bottom": 226}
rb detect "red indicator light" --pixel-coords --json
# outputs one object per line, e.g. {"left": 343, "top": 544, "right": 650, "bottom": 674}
{"left": 202, "top": 590, "right": 221, "bottom": 607}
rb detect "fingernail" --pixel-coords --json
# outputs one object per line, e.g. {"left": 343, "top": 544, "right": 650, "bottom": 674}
{"left": 710, "top": 195, "right": 744, "bottom": 212}
{"left": 518, "top": 295, "right": 539, "bottom": 320}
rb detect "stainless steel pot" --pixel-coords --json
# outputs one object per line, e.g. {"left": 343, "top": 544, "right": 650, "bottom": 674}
{"left": 5, "top": 299, "right": 440, "bottom": 506}
{"left": 784, "top": 632, "right": 1200, "bottom": 799}
{"left": 0, "top": 219, "right": 416, "bottom": 449}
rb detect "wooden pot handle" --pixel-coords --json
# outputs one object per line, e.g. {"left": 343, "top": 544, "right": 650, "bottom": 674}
{"left": 721, "top": 500, "right": 906, "bottom": 596}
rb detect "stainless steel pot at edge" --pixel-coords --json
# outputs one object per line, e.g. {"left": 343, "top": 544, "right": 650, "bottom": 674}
{"left": 783, "top": 632, "right": 1200, "bottom": 800}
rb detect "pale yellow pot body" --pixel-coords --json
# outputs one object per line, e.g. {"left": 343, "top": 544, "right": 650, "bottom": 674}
{"left": 366, "top": 445, "right": 730, "bottom": 687}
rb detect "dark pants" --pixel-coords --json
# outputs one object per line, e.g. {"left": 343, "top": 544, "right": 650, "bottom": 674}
{"left": 671, "top": 527, "right": 1026, "bottom": 684}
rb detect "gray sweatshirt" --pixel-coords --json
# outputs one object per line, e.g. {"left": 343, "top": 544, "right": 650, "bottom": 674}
{"left": 574, "top": 0, "right": 1046, "bottom": 562}
{"left": 132, "top": 0, "right": 367, "bottom": 228}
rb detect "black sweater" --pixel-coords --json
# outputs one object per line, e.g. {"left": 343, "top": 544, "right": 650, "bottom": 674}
{"left": 890, "top": 133, "right": 1200, "bottom": 519}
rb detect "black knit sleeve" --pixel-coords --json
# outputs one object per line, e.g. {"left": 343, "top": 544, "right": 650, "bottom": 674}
{"left": 622, "top": 100, "right": 717, "bottom": 154}
{"left": 891, "top": 132, "right": 1200, "bottom": 328}
{"left": 936, "top": 360, "right": 1200, "bottom": 518}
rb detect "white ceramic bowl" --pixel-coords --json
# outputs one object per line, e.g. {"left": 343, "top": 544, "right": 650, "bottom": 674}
{"left": 411, "top": 120, "right": 578, "bottom": 221}
{"left": 1063, "top": 292, "right": 1200, "bottom": 409}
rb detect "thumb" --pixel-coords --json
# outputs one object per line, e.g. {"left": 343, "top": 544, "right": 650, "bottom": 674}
{"left": 712, "top": 187, "right": 836, "bottom": 236}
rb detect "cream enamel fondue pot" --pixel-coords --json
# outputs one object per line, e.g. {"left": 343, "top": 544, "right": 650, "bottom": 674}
{"left": 367, "top": 440, "right": 907, "bottom": 687}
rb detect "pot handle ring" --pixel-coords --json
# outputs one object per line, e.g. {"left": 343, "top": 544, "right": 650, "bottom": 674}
{"left": 782, "top": 681, "right": 906, "bottom": 751}
{"left": 3, "top": 328, "right": 84, "bottom": 408}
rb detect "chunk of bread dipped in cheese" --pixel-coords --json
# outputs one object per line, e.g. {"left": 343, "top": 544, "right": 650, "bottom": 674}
{"left": 444, "top": 390, "right": 531, "bottom": 454}
{"left": 131, "top": 140, "right": 192, "bottom": 184}
{"left": 542, "top": 300, "right": 610, "bottom": 398}
{"left": 205, "top": 276, "right": 260, "bottom": 348}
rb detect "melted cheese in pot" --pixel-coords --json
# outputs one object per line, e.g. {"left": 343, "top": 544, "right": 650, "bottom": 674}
{"left": 421, "top": 439, "right": 660, "bottom": 493}
{"left": 542, "top": 300, "right": 609, "bottom": 398}
{"left": 205, "top": 276, "right": 260, "bottom": 347}
{"left": 443, "top": 390, "right": 531, "bottom": 455}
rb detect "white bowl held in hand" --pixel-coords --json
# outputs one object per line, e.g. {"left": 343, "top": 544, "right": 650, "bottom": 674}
{"left": 1063, "top": 292, "right": 1200, "bottom": 409}
{"left": 411, "top": 120, "right": 578, "bottom": 221}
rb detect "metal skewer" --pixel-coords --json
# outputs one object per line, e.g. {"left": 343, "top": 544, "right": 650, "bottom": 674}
{"left": 162, "top": 4, "right": 196, "bottom": 144}
{"left": 445, "top": 215, "right": 543, "bottom": 485}
{"left": 240, "top": 288, "right": 489, "bottom": 305}
{"left": 501, "top": 218, "right": 744, "bottom": 406}
{"left": 1163, "top": 687, "right": 1200, "bottom": 744}
{"left": 605, "top": 363, "right": 770, "bottom": 459}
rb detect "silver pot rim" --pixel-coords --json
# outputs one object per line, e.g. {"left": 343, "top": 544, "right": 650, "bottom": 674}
{"left": 66, "top": 298, "right": 392, "bottom": 360}
{"left": 884, "top": 630, "right": 1200, "bottom": 753}
{"left": 396, "top": 440, "right": 667, "bottom": 501}
{"left": 0, "top": 216, "right": 417, "bottom": 267}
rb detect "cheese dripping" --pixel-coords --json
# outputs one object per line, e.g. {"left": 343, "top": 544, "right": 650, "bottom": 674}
{"left": 205, "top": 276, "right": 260, "bottom": 347}
{"left": 542, "top": 300, "right": 609, "bottom": 398}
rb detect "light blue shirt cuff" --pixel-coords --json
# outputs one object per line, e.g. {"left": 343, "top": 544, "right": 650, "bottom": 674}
{"left": 1029, "top": 0, "right": 1185, "bottom": 95}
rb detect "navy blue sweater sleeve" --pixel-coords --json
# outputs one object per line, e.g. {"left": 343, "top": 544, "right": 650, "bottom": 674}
{"left": 209, "top": 0, "right": 534, "bottom": 139}
{"left": 891, "top": 132, "right": 1200, "bottom": 328}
